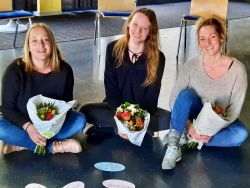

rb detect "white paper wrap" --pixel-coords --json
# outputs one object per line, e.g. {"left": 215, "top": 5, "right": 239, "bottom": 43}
{"left": 191, "top": 102, "right": 228, "bottom": 149}
{"left": 114, "top": 113, "right": 150, "bottom": 146}
{"left": 27, "top": 94, "right": 76, "bottom": 139}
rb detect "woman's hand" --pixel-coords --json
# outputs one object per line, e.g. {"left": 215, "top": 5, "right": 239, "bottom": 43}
{"left": 26, "top": 124, "right": 47, "bottom": 146}
{"left": 187, "top": 124, "right": 202, "bottom": 140}
{"left": 118, "top": 131, "right": 129, "bottom": 140}
{"left": 200, "top": 134, "right": 212, "bottom": 143}
{"left": 187, "top": 121, "right": 212, "bottom": 143}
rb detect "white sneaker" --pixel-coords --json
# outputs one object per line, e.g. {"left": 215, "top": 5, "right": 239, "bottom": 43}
{"left": 162, "top": 146, "right": 182, "bottom": 170}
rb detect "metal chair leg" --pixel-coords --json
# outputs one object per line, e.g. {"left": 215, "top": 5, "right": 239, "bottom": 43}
{"left": 28, "top": 17, "right": 32, "bottom": 26}
{"left": 13, "top": 20, "right": 18, "bottom": 48}
{"left": 184, "top": 20, "right": 187, "bottom": 52}
{"left": 176, "top": 19, "right": 184, "bottom": 60}
{"left": 97, "top": 13, "right": 101, "bottom": 65}
{"left": 94, "top": 13, "right": 98, "bottom": 46}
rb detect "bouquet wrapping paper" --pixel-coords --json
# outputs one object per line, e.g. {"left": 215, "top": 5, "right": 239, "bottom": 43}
{"left": 191, "top": 102, "right": 228, "bottom": 149}
{"left": 114, "top": 113, "right": 150, "bottom": 146}
{"left": 27, "top": 94, "right": 76, "bottom": 139}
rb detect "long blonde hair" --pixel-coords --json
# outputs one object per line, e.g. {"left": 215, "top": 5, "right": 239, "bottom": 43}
{"left": 113, "top": 8, "right": 160, "bottom": 86}
{"left": 22, "top": 23, "right": 63, "bottom": 73}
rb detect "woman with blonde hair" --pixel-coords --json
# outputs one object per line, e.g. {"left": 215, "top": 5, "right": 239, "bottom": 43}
{"left": 80, "top": 8, "right": 169, "bottom": 141}
{"left": 0, "top": 23, "right": 86, "bottom": 154}
{"left": 162, "top": 15, "right": 248, "bottom": 170}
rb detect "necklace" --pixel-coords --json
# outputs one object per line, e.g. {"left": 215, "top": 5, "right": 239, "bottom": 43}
{"left": 128, "top": 49, "right": 143, "bottom": 62}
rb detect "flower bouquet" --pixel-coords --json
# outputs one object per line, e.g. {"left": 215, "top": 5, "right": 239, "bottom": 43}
{"left": 187, "top": 102, "right": 228, "bottom": 150}
{"left": 27, "top": 94, "right": 77, "bottom": 155}
{"left": 114, "top": 102, "right": 150, "bottom": 146}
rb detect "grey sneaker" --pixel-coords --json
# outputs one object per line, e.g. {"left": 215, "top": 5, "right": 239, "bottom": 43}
{"left": 162, "top": 146, "right": 182, "bottom": 170}
{"left": 162, "top": 132, "right": 187, "bottom": 146}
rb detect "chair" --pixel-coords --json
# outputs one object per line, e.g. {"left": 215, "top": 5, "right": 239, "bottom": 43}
{"left": 94, "top": 0, "right": 136, "bottom": 46}
{"left": 0, "top": 0, "right": 12, "bottom": 12}
{"left": 35, "top": 0, "right": 62, "bottom": 16}
{"left": 176, "top": 0, "right": 228, "bottom": 62}
{"left": 93, "top": 0, "right": 136, "bottom": 68}
{"left": 0, "top": 1, "right": 33, "bottom": 48}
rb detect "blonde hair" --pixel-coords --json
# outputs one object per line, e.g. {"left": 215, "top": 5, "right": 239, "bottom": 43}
{"left": 22, "top": 23, "right": 63, "bottom": 73}
{"left": 113, "top": 8, "right": 160, "bottom": 86}
{"left": 196, "top": 15, "right": 226, "bottom": 46}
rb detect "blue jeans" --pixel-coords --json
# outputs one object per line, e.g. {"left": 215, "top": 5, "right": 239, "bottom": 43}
{"left": 171, "top": 89, "right": 248, "bottom": 147}
{"left": 0, "top": 111, "right": 86, "bottom": 153}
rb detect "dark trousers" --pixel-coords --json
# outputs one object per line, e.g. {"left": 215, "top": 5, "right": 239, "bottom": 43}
{"left": 79, "top": 102, "right": 171, "bottom": 134}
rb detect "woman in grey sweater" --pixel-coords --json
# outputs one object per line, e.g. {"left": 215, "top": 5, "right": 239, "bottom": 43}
{"left": 162, "top": 15, "right": 248, "bottom": 170}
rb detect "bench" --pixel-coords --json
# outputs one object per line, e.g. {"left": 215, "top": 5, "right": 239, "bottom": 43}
{"left": 0, "top": 10, "right": 33, "bottom": 48}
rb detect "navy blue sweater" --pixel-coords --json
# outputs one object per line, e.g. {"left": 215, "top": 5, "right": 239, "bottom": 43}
{"left": 1, "top": 58, "right": 74, "bottom": 128}
{"left": 104, "top": 41, "right": 165, "bottom": 113}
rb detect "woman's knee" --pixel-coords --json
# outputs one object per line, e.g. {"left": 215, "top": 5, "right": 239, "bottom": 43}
{"left": 0, "top": 118, "right": 10, "bottom": 138}
{"left": 174, "top": 89, "right": 202, "bottom": 113}
{"left": 224, "top": 122, "right": 248, "bottom": 147}
{"left": 79, "top": 103, "right": 92, "bottom": 114}
{"left": 69, "top": 111, "right": 86, "bottom": 131}
{"left": 233, "top": 125, "right": 248, "bottom": 146}
{"left": 177, "top": 89, "right": 200, "bottom": 102}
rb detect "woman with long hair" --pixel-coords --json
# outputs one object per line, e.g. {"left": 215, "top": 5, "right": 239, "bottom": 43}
{"left": 0, "top": 23, "right": 86, "bottom": 154}
{"left": 80, "top": 8, "right": 169, "bottom": 141}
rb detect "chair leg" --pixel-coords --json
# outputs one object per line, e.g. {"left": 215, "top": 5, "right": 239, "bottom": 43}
{"left": 13, "top": 20, "right": 18, "bottom": 48}
{"left": 28, "top": 17, "right": 32, "bottom": 26}
{"left": 97, "top": 13, "right": 101, "bottom": 65}
{"left": 176, "top": 19, "right": 184, "bottom": 61}
{"left": 94, "top": 13, "right": 98, "bottom": 46}
{"left": 184, "top": 20, "right": 187, "bottom": 53}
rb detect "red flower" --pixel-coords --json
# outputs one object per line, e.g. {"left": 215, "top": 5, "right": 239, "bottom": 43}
{"left": 46, "top": 112, "right": 53, "bottom": 120}
{"left": 122, "top": 112, "right": 131, "bottom": 121}
{"left": 213, "top": 104, "right": 227, "bottom": 117}
{"left": 115, "top": 102, "right": 148, "bottom": 132}
{"left": 116, "top": 111, "right": 123, "bottom": 119}
{"left": 136, "top": 117, "right": 144, "bottom": 127}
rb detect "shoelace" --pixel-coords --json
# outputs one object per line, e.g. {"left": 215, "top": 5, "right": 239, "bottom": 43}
{"left": 162, "top": 133, "right": 187, "bottom": 146}
{"left": 166, "top": 146, "right": 179, "bottom": 159}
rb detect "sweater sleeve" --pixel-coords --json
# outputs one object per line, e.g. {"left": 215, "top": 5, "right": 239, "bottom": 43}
{"left": 104, "top": 41, "right": 122, "bottom": 109}
{"left": 141, "top": 51, "right": 165, "bottom": 113}
{"left": 225, "top": 61, "right": 248, "bottom": 126}
{"left": 169, "top": 60, "right": 191, "bottom": 110}
{"left": 1, "top": 61, "right": 31, "bottom": 128}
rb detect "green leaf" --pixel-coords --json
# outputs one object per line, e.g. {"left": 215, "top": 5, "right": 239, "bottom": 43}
{"left": 124, "top": 102, "right": 130, "bottom": 107}
{"left": 186, "top": 141, "right": 198, "bottom": 150}
{"left": 34, "top": 145, "right": 47, "bottom": 156}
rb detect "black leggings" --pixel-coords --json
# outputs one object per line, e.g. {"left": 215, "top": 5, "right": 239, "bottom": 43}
{"left": 79, "top": 102, "right": 171, "bottom": 134}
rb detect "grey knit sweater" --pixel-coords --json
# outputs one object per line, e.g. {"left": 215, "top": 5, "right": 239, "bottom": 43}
{"left": 170, "top": 56, "right": 248, "bottom": 126}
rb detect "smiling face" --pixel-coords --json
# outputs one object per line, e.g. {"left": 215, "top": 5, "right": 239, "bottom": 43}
{"left": 198, "top": 25, "right": 223, "bottom": 56}
{"left": 128, "top": 12, "right": 151, "bottom": 44}
{"left": 29, "top": 26, "right": 52, "bottom": 63}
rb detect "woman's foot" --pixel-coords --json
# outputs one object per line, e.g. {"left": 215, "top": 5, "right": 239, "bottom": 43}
{"left": 86, "top": 126, "right": 114, "bottom": 145}
{"left": 162, "top": 145, "right": 182, "bottom": 170}
{"left": 2, "top": 144, "right": 26, "bottom": 155}
{"left": 52, "top": 139, "right": 82, "bottom": 154}
{"left": 83, "top": 123, "right": 94, "bottom": 135}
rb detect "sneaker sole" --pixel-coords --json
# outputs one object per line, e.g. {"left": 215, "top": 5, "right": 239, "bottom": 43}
{"left": 176, "top": 156, "right": 182, "bottom": 162}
